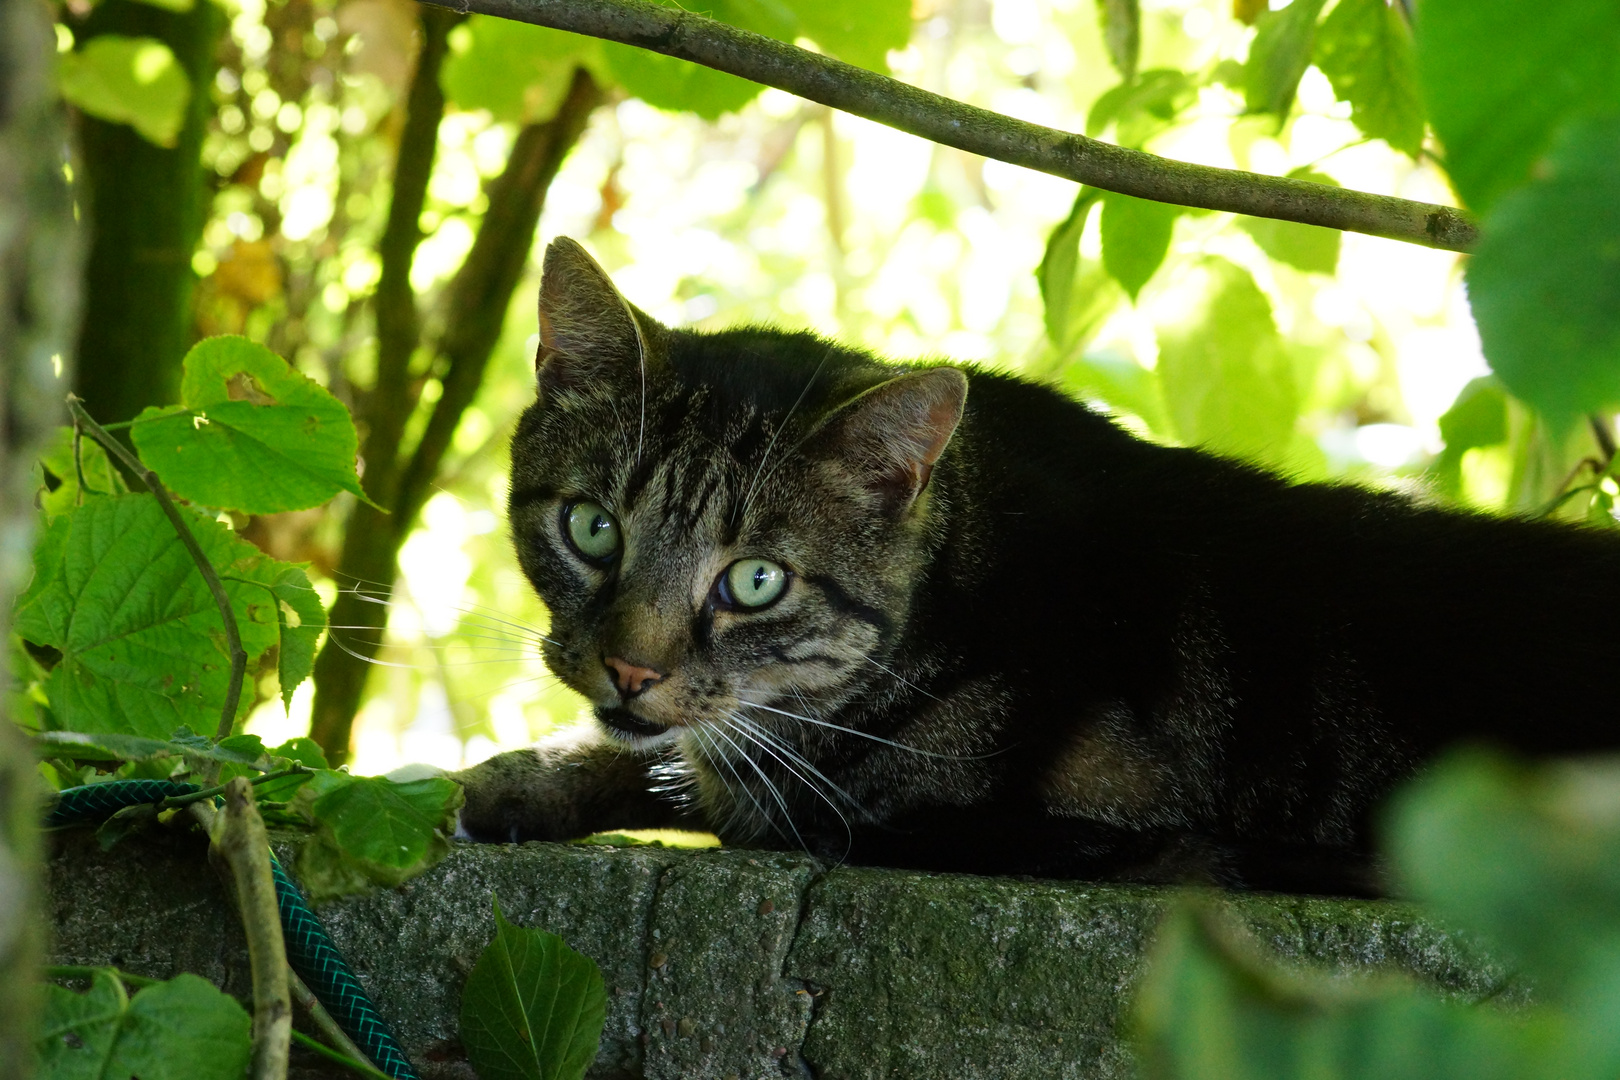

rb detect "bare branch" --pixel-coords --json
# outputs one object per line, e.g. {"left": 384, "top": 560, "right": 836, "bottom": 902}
{"left": 418, "top": 0, "right": 1478, "bottom": 252}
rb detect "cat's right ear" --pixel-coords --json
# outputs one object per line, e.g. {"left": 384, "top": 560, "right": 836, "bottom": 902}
{"left": 535, "top": 237, "right": 661, "bottom": 394}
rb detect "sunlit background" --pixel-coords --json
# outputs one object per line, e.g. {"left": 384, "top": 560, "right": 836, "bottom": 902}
{"left": 162, "top": 0, "right": 1500, "bottom": 774}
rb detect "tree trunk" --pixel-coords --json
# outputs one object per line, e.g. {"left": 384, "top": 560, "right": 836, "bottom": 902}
{"left": 0, "top": 0, "right": 84, "bottom": 1072}
{"left": 70, "top": 0, "right": 223, "bottom": 424}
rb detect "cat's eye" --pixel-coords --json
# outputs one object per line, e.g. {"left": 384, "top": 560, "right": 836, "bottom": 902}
{"left": 563, "top": 501, "right": 621, "bottom": 563}
{"left": 719, "top": 558, "right": 789, "bottom": 610}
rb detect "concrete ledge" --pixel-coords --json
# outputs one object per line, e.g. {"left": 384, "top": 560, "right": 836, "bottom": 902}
{"left": 48, "top": 832, "right": 1512, "bottom": 1079}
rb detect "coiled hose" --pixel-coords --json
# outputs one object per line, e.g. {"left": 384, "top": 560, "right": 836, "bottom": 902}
{"left": 47, "top": 779, "right": 420, "bottom": 1080}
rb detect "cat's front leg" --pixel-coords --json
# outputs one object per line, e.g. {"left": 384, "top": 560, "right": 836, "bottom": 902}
{"left": 453, "top": 730, "right": 705, "bottom": 843}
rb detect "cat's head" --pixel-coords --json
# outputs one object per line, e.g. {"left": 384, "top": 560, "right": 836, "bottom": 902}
{"left": 508, "top": 238, "right": 967, "bottom": 751}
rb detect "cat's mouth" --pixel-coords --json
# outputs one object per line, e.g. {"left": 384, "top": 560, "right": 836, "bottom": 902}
{"left": 595, "top": 705, "right": 671, "bottom": 740}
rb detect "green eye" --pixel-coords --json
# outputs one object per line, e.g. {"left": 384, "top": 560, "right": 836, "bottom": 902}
{"left": 721, "top": 558, "right": 788, "bottom": 610}
{"left": 564, "top": 501, "right": 621, "bottom": 562}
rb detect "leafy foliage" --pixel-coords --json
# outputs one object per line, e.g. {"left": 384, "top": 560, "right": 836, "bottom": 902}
{"left": 1312, "top": 0, "right": 1424, "bottom": 158}
{"left": 1243, "top": 0, "right": 1328, "bottom": 122}
{"left": 293, "top": 771, "right": 465, "bottom": 901}
{"left": 56, "top": 36, "right": 190, "bottom": 147}
{"left": 459, "top": 898, "right": 608, "bottom": 1080}
{"left": 1136, "top": 752, "right": 1620, "bottom": 1080}
{"left": 130, "top": 336, "right": 375, "bottom": 514}
{"left": 37, "top": 972, "right": 251, "bottom": 1080}
{"left": 1100, "top": 191, "right": 1179, "bottom": 301}
{"left": 1236, "top": 170, "right": 1341, "bottom": 275}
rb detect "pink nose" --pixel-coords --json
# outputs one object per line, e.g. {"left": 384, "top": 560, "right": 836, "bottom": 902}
{"left": 603, "top": 656, "right": 664, "bottom": 697}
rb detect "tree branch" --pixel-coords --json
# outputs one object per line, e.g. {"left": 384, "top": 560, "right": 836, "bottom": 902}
{"left": 418, "top": 0, "right": 1478, "bottom": 253}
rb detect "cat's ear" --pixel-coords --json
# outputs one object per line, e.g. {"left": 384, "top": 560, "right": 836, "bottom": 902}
{"left": 535, "top": 237, "right": 661, "bottom": 392}
{"left": 811, "top": 368, "right": 967, "bottom": 510}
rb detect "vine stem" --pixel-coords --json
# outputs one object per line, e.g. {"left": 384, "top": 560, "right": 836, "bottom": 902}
{"left": 67, "top": 396, "right": 247, "bottom": 740}
{"left": 201, "top": 779, "right": 291, "bottom": 1080}
{"left": 416, "top": 0, "right": 1479, "bottom": 252}
{"left": 157, "top": 765, "right": 312, "bottom": 811}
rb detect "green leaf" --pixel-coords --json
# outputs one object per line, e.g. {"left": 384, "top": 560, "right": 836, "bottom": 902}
{"left": 57, "top": 36, "right": 191, "bottom": 148}
{"left": 1415, "top": 0, "right": 1620, "bottom": 214}
{"left": 1430, "top": 375, "right": 1509, "bottom": 496}
{"left": 1156, "top": 259, "right": 1299, "bottom": 467}
{"left": 1465, "top": 114, "right": 1620, "bottom": 424}
{"left": 442, "top": 18, "right": 603, "bottom": 124}
{"left": 1058, "top": 350, "right": 1169, "bottom": 435}
{"left": 12, "top": 494, "right": 323, "bottom": 738}
{"left": 1387, "top": 750, "right": 1620, "bottom": 1005}
{"left": 1243, "top": 0, "right": 1329, "bottom": 122}
{"left": 130, "top": 335, "right": 374, "bottom": 514}
{"left": 1094, "top": 0, "right": 1140, "bottom": 82}
{"left": 459, "top": 897, "right": 607, "bottom": 1080}
{"left": 1312, "top": 0, "right": 1425, "bottom": 157}
{"left": 1038, "top": 188, "right": 1101, "bottom": 346}
{"left": 38, "top": 971, "right": 251, "bottom": 1080}
{"left": 33, "top": 731, "right": 182, "bottom": 764}
{"left": 294, "top": 772, "right": 464, "bottom": 901}
{"left": 1132, "top": 906, "right": 1581, "bottom": 1080}
{"left": 270, "top": 736, "right": 329, "bottom": 770}
{"left": 36, "top": 427, "right": 128, "bottom": 521}
{"left": 1086, "top": 69, "right": 1195, "bottom": 145}
{"left": 267, "top": 564, "right": 325, "bottom": 706}
{"left": 1238, "top": 169, "right": 1342, "bottom": 274}
{"left": 790, "top": 0, "right": 913, "bottom": 75}
{"left": 1100, "top": 191, "right": 1179, "bottom": 300}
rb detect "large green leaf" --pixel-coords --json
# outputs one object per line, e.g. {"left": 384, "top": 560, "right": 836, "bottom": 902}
{"left": 443, "top": 18, "right": 604, "bottom": 124}
{"left": 1132, "top": 906, "right": 1583, "bottom": 1080}
{"left": 57, "top": 36, "right": 190, "bottom": 148}
{"left": 459, "top": 898, "right": 607, "bottom": 1080}
{"left": 1312, "top": 0, "right": 1425, "bottom": 157}
{"left": 791, "top": 0, "right": 913, "bottom": 75}
{"left": 1100, "top": 191, "right": 1179, "bottom": 301}
{"left": 1465, "top": 114, "right": 1620, "bottom": 423}
{"left": 37, "top": 971, "right": 251, "bottom": 1080}
{"left": 1243, "top": 0, "right": 1329, "bottom": 122}
{"left": 293, "top": 772, "right": 464, "bottom": 901}
{"left": 12, "top": 494, "right": 324, "bottom": 737}
{"left": 1156, "top": 259, "right": 1299, "bottom": 467}
{"left": 1038, "top": 188, "right": 1101, "bottom": 346}
{"left": 1415, "top": 0, "right": 1620, "bottom": 214}
{"left": 1239, "top": 169, "right": 1342, "bottom": 275}
{"left": 36, "top": 427, "right": 127, "bottom": 521}
{"left": 130, "top": 336, "right": 374, "bottom": 514}
{"left": 1430, "top": 375, "right": 1509, "bottom": 497}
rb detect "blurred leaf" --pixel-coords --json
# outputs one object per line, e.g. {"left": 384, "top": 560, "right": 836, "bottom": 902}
{"left": 38, "top": 971, "right": 251, "bottom": 1080}
{"left": 1101, "top": 191, "right": 1179, "bottom": 300}
{"left": 1133, "top": 906, "right": 1579, "bottom": 1080}
{"left": 1415, "top": 0, "right": 1620, "bottom": 214}
{"left": 442, "top": 17, "right": 601, "bottom": 124}
{"left": 1430, "top": 375, "right": 1509, "bottom": 496}
{"left": 1388, "top": 750, "right": 1620, "bottom": 1005}
{"left": 1244, "top": 0, "right": 1329, "bottom": 122}
{"left": 1232, "top": 0, "right": 1266, "bottom": 26}
{"left": 1060, "top": 350, "right": 1169, "bottom": 434}
{"left": 1313, "top": 0, "right": 1425, "bottom": 157}
{"left": 1094, "top": 0, "right": 1140, "bottom": 81}
{"left": 130, "top": 0, "right": 196, "bottom": 10}
{"left": 57, "top": 36, "right": 191, "bottom": 148}
{"left": 459, "top": 897, "right": 607, "bottom": 1080}
{"left": 1157, "top": 260, "right": 1299, "bottom": 467}
{"left": 13, "top": 494, "right": 315, "bottom": 738}
{"left": 267, "top": 566, "right": 325, "bottom": 706}
{"left": 294, "top": 772, "right": 464, "bottom": 901}
{"left": 791, "top": 0, "right": 914, "bottom": 74}
{"left": 131, "top": 335, "right": 374, "bottom": 514}
{"left": 1087, "top": 69, "right": 1195, "bottom": 143}
{"left": 36, "top": 427, "right": 127, "bottom": 522}
{"left": 1466, "top": 114, "right": 1620, "bottom": 424}
{"left": 1238, "top": 169, "right": 1342, "bottom": 274}
{"left": 1038, "top": 188, "right": 1100, "bottom": 346}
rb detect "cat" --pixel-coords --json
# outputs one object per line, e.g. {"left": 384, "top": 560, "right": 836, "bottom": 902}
{"left": 454, "top": 236, "right": 1620, "bottom": 896}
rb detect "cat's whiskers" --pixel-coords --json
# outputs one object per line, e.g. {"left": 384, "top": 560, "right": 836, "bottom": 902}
{"left": 859, "top": 653, "right": 940, "bottom": 701}
{"left": 683, "top": 726, "right": 766, "bottom": 840}
{"left": 736, "top": 696, "right": 995, "bottom": 761}
{"left": 720, "top": 712, "right": 854, "bottom": 861}
{"left": 702, "top": 717, "right": 804, "bottom": 847}
{"left": 726, "top": 711, "right": 864, "bottom": 824}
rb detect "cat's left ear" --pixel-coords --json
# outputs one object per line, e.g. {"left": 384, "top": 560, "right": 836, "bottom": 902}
{"left": 535, "top": 237, "right": 664, "bottom": 394}
{"left": 810, "top": 368, "right": 967, "bottom": 511}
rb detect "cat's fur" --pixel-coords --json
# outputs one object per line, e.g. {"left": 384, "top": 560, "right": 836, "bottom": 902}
{"left": 455, "top": 237, "right": 1620, "bottom": 895}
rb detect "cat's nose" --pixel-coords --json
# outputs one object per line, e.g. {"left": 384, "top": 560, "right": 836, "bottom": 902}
{"left": 603, "top": 656, "right": 665, "bottom": 697}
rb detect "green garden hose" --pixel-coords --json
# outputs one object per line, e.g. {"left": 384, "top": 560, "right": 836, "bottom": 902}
{"left": 47, "top": 779, "right": 421, "bottom": 1080}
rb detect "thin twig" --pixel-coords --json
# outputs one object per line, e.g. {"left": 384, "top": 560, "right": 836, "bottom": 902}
{"left": 209, "top": 778, "right": 292, "bottom": 1080}
{"left": 288, "top": 969, "right": 380, "bottom": 1073}
{"left": 157, "top": 765, "right": 313, "bottom": 811}
{"left": 66, "top": 396, "right": 248, "bottom": 740}
{"left": 415, "top": 0, "right": 1479, "bottom": 252}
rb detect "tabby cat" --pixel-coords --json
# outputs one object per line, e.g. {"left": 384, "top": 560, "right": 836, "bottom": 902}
{"left": 455, "top": 237, "right": 1620, "bottom": 895}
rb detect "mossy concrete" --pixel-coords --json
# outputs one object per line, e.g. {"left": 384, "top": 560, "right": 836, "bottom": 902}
{"left": 48, "top": 831, "right": 1513, "bottom": 1080}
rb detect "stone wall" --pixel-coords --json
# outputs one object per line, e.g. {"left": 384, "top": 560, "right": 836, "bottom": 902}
{"left": 48, "top": 831, "right": 1511, "bottom": 1080}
